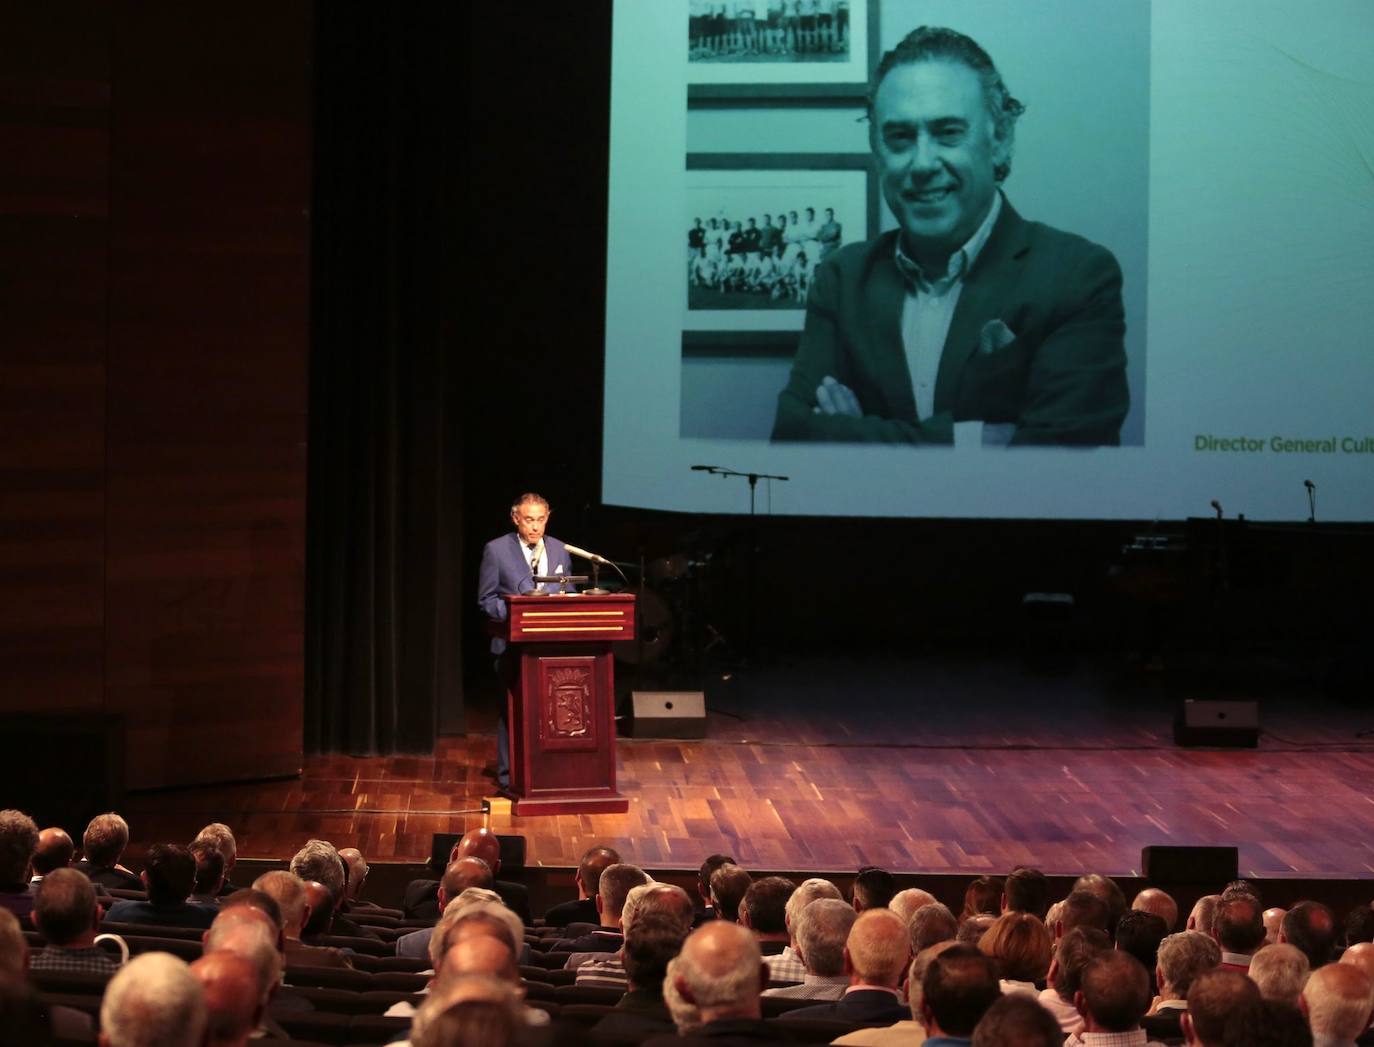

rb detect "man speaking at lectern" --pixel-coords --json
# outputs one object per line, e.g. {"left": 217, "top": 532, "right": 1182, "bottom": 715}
{"left": 477, "top": 492, "right": 573, "bottom": 790}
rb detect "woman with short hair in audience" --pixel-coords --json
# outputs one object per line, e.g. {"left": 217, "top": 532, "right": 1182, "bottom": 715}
{"left": 960, "top": 876, "right": 1003, "bottom": 924}
{"left": 978, "top": 911, "right": 1052, "bottom": 995}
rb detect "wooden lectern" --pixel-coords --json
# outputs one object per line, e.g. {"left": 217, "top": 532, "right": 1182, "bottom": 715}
{"left": 491, "top": 593, "right": 634, "bottom": 815}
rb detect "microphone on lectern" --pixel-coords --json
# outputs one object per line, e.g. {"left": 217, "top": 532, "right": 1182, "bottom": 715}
{"left": 565, "top": 543, "right": 610, "bottom": 565}
{"left": 690, "top": 465, "right": 717, "bottom": 471}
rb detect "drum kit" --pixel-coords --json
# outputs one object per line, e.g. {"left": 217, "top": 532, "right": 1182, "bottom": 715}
{"left": 607, "top": 544, "right": 734, "bottom": 673}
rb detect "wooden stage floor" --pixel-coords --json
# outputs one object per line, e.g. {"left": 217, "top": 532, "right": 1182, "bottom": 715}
{"left": 126, "top": 653, "right": 1374, "bottom": 878}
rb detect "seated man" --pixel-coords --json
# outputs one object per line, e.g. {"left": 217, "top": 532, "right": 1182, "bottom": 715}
{"left": 543, "top": 845, "right": 620, "bottom": 928}
{"left": 190, "top": 951, "right": 261, "bottom": 1047}
{"left": 708, "top": 863, "right": 751, "bottom": 925}
{"left": 29, "top": 827, "right": 76, "bottom": 889}
{"left": 779, "top": 907, "right": 910, "bottom": 1024}
{"left": 972, "top": 994, "right": 1064, "bottom": 1047}
{"left": 589, "top": 909, "right": 691, "bottom": 1044}
{"left": 29, "top": 868, "right": 118, "bottom": 975}
{"left": 738, "top": 876, "right": 795, "bottom": 960}
{"left": 106, "top": 844, "right": 216, "bottom": 930}
{"left": 251, "top": 870, "right": 352, "bottom": 969}
{"left": 1182, "top": 967, "right": 1262, "bottom": 1046}
{"left": 290, "top": 838, "right": 378, "bottom": 940}
{"left": 396, "top": 860, "right": 494, "bottom": 960}
{"left": 1300, "top": 963, "right": 1374, "bottom": 1047}
{"left": 0, "top": 810, "right": 39, "bottom": 919}
{"left": 576, "top": 883, "right": 694, "bottom": 991}
{"left": 188, "top": 842, "right": 225, "bottom": 907}
{"left": 643, "top": 922, "right": 772, "bottom": 1046}
{"left": 76, "top": 812, "right": 143, "bottom": 892}
{"left": 100, "top": 952, "right": 207, "bottom": 1047}
{"left": 766, "top": 877, "right": 844, "bottom": 986}
{"left": 916, "top": 944, "right": 1002, "bottom": 1046}
{"left": 1141, "top": 930, "right": 1219, "bottom": 1043}
{"left": 763, "top": 897, "right": 856, "bottom": 1001}
{"left": 1065, "top": 950, "right": 1160, "bottom": 1047}
{"left": 692, "top": 854, "right": 736, "bottom": 926}
{"left": 547, "top": 863, "right": 649, "bottom": 957}
{"left": 403, "top": 827, "right": 531, "bottom": 924}
{"left": 191, "top": 823, "right": 241, "bottom": 896}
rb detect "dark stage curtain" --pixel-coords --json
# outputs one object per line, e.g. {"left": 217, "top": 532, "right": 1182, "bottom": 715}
{"left": 305, "top": 7, "right": 461, "bottom": 754}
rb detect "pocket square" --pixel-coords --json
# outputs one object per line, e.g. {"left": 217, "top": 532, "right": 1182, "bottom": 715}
{"left": 978, "top": 319, "right": 1017, "bottom": 355}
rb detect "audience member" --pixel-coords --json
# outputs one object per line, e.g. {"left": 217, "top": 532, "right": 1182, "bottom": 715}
{"left": 191, "top": 824, "right": 240, "bottom": 895}
{"left": 545, "top": 844, "right": 621, "bottom": 927}
{"left": 961, "top": 876, "right": 1002, "bottom": 923}
{"left": 1223, "top": 880, "right": 1262, "bottom": 904}
{"left": 30, "top": 827, "right": 75, "bottom": 885}
{"left": 1265, "top": 907, "right": 1289, "bottom": 947}
{"left": 29, "top": 868, "right": 117, "bottom": 975}
{"left": 1055, "top": 890, "right": 1111, "bottom": 944}
{"left": 853, "top": 866, "right": 898, "bottom": 912}
{"left": 780, "top": 907, "right": 910, "bottom": 1023}
{"left": 832, "top": 939, "right": 960, "bottom": 1047}
{"left": 1249, "top": 943, "right": 1310, "bottom": 1007}
{"left": 202, "top": 905, "right": 293, "bottom": 1034}
{"left": 1299, "top": 963, "right": 1374, "bottom": 1047}
{"left": 1281, "top": 900, "right": 1339, "bottom": 970}
{"left": 1073, "top": 874, "right": 1127, "bottom": 935}
{"left": 1255, "top": 998, "right": 1315, "bottom": 1047}
{"left": 1133, "top": 888, "right": 1180, "bottom": 932}
{"left": 402, "top": 827, "right": 531, "bottom": 924}
{"left": 710, "top": 862, "right": 751, "bottom": 924}
{"left": 190, "top": 952, "right": 261, "bottom": 1047}
{"left": 1143, "top": 930, "right": 1221, "bottom": 1043}
{"left": 1041, "top": 926, "right": 1112, "bottom": 1034}
{"left": 1182, "top": 967, "right": 1263, "bottom": 1047}
{"left": 252, "top": 869, "right": 351, "bottom": 968}
{"left": 644, "top": 921, "right": 769, "bottom": 1046}
{"left": 576, "top": 882, "right": 694, "bottom": 990}
{"left": 763, "top": 897, "right": 856, "bottom": 1000}
{"left": 106, "top": 844, "right": 215, "bottom": 929}
{"left": 1342, "top": 907, "right": 1374, "bottom": 949}
{"left": 1213, "top": 893, "right": 1266, "bottom": 971}
{"left": 188, "top": 842, "right": 225, "bottom": 907}
{"left": 408, "top": 974, "right": 526, "bottom": 1047}
{"left": 0, "top": 971, "right": 55, "bottom": 1046}
{"left": 430, "top": 898, "right": 526, "bottom": 976}
{"left": 395, "top": 858, "right": 492, "bottom": 960}
{"left": 1188, "top": 894, "right": 1222, "bottom": 939}
{"left": 918, "top": 944, "right": 1002, "bottom": 1045}
{"left": 771, "top": 876, "right": 844, "bottom": 983}
{"left": 911, "top": 901, "right": 960, "bottom": 955}
{"left": 549, "top": 862, "right": 649, "bottom": 955}
{"left": 978, "top": 911, "right": 1051, "bottom": 995}
{"left": 100, "top": 952, "right": 208, "bottom": 1047}
{"left": 335, "top": 846, "right": 377, "bottom": 912}
{"left": 77, "top": 812, "right": 142, "bottom": 891}
{"left": 739, "top": 876, "right": 795, "bottom": 959}
{"left": 1340, "top": 941, "right": 1374, "bottom": 981}
{"left": 291, "top": 838, "right": 378, "bottom": 940}
{"left": 1003, "top": 867, "right": 1050, "bottom": 920}
{"left": 0, "top": 809, "right": 39, "bottom": 918}
{"left": 694, "top": 853, "right": 736, "bottom": 925}
{"left": 972, "top": 992, "right": 1064, "bottom": 1047}
{"left": 1116, "top": 909, "right": 1169, "bottom": 992}
{"left": 1065, "top": 950, "right": 1158, "bottom": 1046}
{"left": 588, "top": 908, "right": 692, "bottom": 1045}
{"left": 890, "top": 887, "right": 938, "bottom": 925}
{"left": 958, "top": 913, "right": 997, "bottom": 946}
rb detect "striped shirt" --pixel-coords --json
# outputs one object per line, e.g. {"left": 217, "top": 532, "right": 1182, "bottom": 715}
{"left": 575, "top": 955, "right": 629, "bottom": 990}
{"left": 29, "top": 946, "right": 118, "bottom": 976}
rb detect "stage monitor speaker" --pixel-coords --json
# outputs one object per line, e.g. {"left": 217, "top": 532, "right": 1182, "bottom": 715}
{"left": 627, "top": 691, "right": 706, "bottom": 739}
{"left": 1142, "top": 845, "right": 1238, "bottom": 884}
{"left": 1174, "top": 699, "right": 1258, "bottom": 747}
{"left": 429, "top": 833, "right": 526, "bottom": 875}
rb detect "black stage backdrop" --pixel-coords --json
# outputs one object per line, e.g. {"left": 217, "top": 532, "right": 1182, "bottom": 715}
{"left": 306, "top": 6, "right": 463, "bottom": 754}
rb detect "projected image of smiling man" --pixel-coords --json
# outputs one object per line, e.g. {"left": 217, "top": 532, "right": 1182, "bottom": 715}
{"left": 772, "top": 27, "right": 1130, "bottom": 446}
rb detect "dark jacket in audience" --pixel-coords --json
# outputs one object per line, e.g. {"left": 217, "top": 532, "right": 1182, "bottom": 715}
{"left": 589, "top": 988, "right": 675, "bottom": 1045}
{"left": 544, "top": 896, "right": 599, "bottom": 928}
{"left": 75, "top": 859, "right": 143, "bottom": 892}
{"left": 778, "top": 987, "right": 908, "bottom": 1024}
{"left": 104, "top": 898, "right": 216, "bottom": 930}
{"left": 643, "top": 1017, "right": 795, "bottom": 1045}
{"left": 547, "top": 928, "right": 623, "bottom": 955}
{"left": 401, "top": 876, "right": 531, "bottom": 924}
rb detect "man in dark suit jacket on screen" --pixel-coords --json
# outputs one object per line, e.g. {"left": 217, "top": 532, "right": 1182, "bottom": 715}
{"left": 476, "top": 492, "right": 573, "bottom": 790}
{"left": 772, "top": 26, "right": 1129, "bottom": 447}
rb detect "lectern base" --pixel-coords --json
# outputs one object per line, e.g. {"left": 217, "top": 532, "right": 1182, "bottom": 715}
{"left": 510, "top": 793, "right": 629, "bottom": 816}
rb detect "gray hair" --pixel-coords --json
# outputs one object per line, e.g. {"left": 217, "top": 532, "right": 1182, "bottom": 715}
{"left": 675, "top": 922, "right": 763, "bottom": 1011}
{"left": 795, "top": 898, "right": 858, "bottom": 977}
{"left": 785, "top": 877, "right": 843, "bottom": 931}
{"left": 431, "top": 899, "right": 524, "bottom": 969}
{"left": 100, "top": 952, "right": 208, "bottom": 1047}
{"left": 600, "top": 863, "right": 650, "bottom": 921}
{"left": 910, "top": 902, "right": 959, "bottom": 954}
{"left": 289, "top": 839, "right": 346, "bottom": 903}
{"left": 253, "top": 870, "right": 307, "bottom": 930}
{"left": 1303, "top": 963, "right": 1374, "bottom": 1041}
{"left": 890, "top": 888, "right": 938, "bottom": 924}
{"left": 83, "top": 812, "right": 130, "bottom": 867}
{"left": 1156, "top": 930, "right": 1221, "bottom": 998}
{"left": 1249, "top": 943, "right": 1310, "bottom": 1007}
{"left": 192, "top": 823, "right": 237, "bottom": 864}
{"left": 204, "top": 912, "right": 282, "bottom": 1005}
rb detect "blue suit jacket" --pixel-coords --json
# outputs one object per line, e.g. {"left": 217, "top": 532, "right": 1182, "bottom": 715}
{"left": 477, "top": 532, "right": 573, "bottom": 653}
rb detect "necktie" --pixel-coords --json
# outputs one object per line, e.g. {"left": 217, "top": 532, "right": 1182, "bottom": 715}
{"left": 528, "top": 543, "right": 540, "bottom": 588}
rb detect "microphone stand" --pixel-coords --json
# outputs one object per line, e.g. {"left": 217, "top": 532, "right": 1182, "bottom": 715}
{"left": 1305, "top": 483, "right": 1317, "bottom": 524}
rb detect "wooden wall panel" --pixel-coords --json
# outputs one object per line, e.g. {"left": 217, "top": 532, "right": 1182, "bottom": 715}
{"left": 0, "top": 8, "right": 110, "bottom": 714}
{"left": 103, "top": 4, "right": 312, "bottom": 788}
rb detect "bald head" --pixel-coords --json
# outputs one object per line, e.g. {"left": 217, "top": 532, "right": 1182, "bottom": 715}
{"left": 1132, "top": 888, "right": 1178, "bottom": 932}
{"left": 452, "top": 828, "right": 501, "bottom": 872}
{"left": 847, "top": 908, "right": 911, "bottom": 987}
{"left": 1341, "top": 942, "right": 1374, "bottom": 981}
{"left": 577, "top": 845, "right": 621, "bottom": 899}
{"left": 204, "top": 908, "right": 284, "bottom": 1005}
{"left": 439, "top": 933, "right": 520, "bottom": 984}
{"left": 890, "top": 888, "right": 938, "bottom": 924}
{"left": 1302, "top": 963, "right": 1374, "bottom": 1041}
{"left": 32, "top": 828, "right": 74, "bottom": 875}
{"left": 337, "top": 848, "right": 368, "bottom": 901}
{"left": 674, "top": 921, "right": 765, "bottom": 1023}
{"left": 301, "top": 880, "right": 332, "bottom": 935}
{"left": 1263, "top": 907, "right": 1286, "bottom": 946}
{"left": 191, "top": 952, "right": 261, "bottom": 1046}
